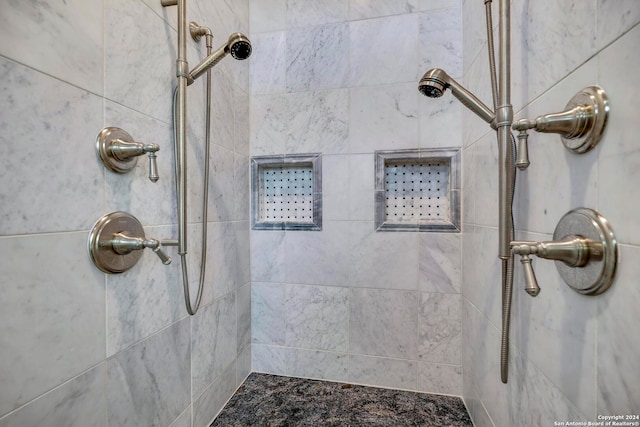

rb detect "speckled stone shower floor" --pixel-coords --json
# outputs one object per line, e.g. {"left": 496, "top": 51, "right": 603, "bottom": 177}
{"left": 210, "top": 373, "right": 473, "bottom": 427}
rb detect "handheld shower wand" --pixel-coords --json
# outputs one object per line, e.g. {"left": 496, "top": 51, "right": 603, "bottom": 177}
{"left": 418, "top": 68, "right": 496, "bottom": 127}
{"left": 188, "top": 32, "right": 252, "bottom": 85}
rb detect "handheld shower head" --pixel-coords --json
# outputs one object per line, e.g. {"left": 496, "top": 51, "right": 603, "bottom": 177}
{"left": 418, "top": 68, "right": 496, "bottom": 127}
{"left": 188, "top": 32, "right": 252, "bottom": 85}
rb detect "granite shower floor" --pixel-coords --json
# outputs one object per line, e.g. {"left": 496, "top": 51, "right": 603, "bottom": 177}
{"left": 210, "top": 373, "right": 473, "bottom": 427}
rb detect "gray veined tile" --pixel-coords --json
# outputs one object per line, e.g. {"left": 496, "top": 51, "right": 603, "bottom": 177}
{"left": 251, "top": 282, "right": 286, "bottom": 345}
{"left": 287, "top": 0, "right": 348, "bottom": 28}
{"left": 419, "top": 233, "right": 462, "bottom": 293}
{"left": 418, "top": 293, "right": 462, "bottom": 364}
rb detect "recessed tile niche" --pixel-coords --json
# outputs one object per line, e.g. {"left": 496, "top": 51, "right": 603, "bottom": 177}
{"left": 375, "top": 148, "right": 461, "bottom": 232}
{"left": 251, "top": 154, "right": 322, "bottom": 231}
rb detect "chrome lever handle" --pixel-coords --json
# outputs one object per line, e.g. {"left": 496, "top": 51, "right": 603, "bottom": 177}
{"left": 519, "top": 254, "right": 540, "bottom": 297}
{"left": 147, "top": 150, "right": 159, "bottom": 182}
{"left": 515, "top": 130, "right": 530, "bottom": 170}
{"left": 96, "top": 127, "right": 160, "bottom": 182}
{"left": 110, "top": 233, "right": 172, "bottom": 265}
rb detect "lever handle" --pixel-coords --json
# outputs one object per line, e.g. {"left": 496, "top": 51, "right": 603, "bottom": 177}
{"left": 110, "top": 233, "right": 172, "bottom": 265}
{"left": 96, "top": 127, "right": 160, "bottom": 181}
{"left": 519, "top": 255, "right": 540, "bottom": 297}
{"left": 516, "top": 130, "right": 530, "bottom": 170}
{"left": 148, "top": 152, "right": 159, "bottom": 182}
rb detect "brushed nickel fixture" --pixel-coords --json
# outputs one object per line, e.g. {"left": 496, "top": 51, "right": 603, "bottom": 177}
{"left": 88, "top": 212, "right": 171, "bottom": 274}
{"left": 161, "top": 0, "right": 252, "bottom": 315}
{"left": 513, "top": 86, "right": 609, "bottom": 158}
{"left": 96, "top": 127, "right": 160, "bottom": 182}
{"left": 511, "top": 208, "right": 617, "bottom": 297}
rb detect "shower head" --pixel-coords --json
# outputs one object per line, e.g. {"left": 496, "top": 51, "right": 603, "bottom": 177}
{"left": 418, "top": 68, "right": 496, "bottom": 127}
{"left": 188, "top": 32, "right": 252, "bottom": 85}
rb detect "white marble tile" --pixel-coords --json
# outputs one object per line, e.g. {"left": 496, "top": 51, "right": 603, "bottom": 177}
{"left": 169, "top": 406, "right": 192, "bottom": 427}
{"left": 418, "top": 7, "right": 463, "bottom": 80}
{"left": 348, "top": 221, "right": 419, "bottom": 290}
{"left": 461, "top": 45, "right": 494, "bottom": 148}
{"left": 350, "top": 83, "right": 419, "bottom": 154}
{"left": 252, "top": 344, "right": 349, "bottom": 381}
{"left": 348, "top": 154, "right": 376, "bottom": 221}
{"left": 193, "top": 359, "right": 237, "bottom": 427}
{"left": 204, "top": 221, "right": 237, "bottom": 302}
{"left": 0, "top": 364, "right": 106, "bottom": 427}
{"left": 510, "top": 0, "right": 596, "bottom": 109}
{"left": 106, "top": 224, "right": 185, "bottom": 356}
{"left": 349, "top": 14, "right": 418, "bottom": 87}
{"left": 284, "top": 284, "right": 349, "bottom": 352}
{"left": 597, "top": 0, "right": 640, "bottom": 50}
{"left": 250, "top": 31, "right": 287, "bottom": 95}
{"left": 418, "top": 233, "right": 461, "bottom": 293}
{"left": 0, "top": 58, "right": 103, "bottom": 236}
{"left": 417, "top": 362, "right": 462, "bottom": 396}
{"left": 284, "top": 221, "right": 352, "bottom": 286}
{"left": 236, "top": 344, "right": 252, "bottom": 385}
{"left": 287, "top": 0, "right": 348, "bottom": 28}
{"left": 207, "top": 144, "right": 236, "bottom": 222}
{"left": 234, "top": 155, "right": 251, "bottom": 221}
{"left": 349, "top": 0, "right": 419, "bottom": 20}
{"left": 250, "top": 94, "right": 288, "bottom": 156}
{"left": 251, "top": 282, "right": 286, "bottom": 345}
{"left": 461, "top": 0, "right": 488, "bottom": 77}
{"left": 472, "top": 133, "right": 498, "bottom": 228}
{"left": 349, "top": 288, "right": 418, "bottom": 359}
{"left": 418, "top": 293, "right": 461, "bottom": 364}
{"left": 234, "top": 90, "right": 250, "bottom": 157}
{"left": 250, "top": 229, "right": 287, "bottom": 282}
{"left": 286, "top": 88, "right": 349, "bottom": 155}
{"left": 461, "top": 146, "right": 475, "bottom": 225}
{"left": 0, "top": 0, "right": 103, "bottom": 94}
{"left": 104, "top": 101, "right": 176, "bottom": 227}
{"left": 209, "top": 68, "right": 237, "bottom": 153}
{"left": 192, "top": 292, "right": 237, "bottom": 400}
{"left": 322, "top": 155, "right": 351, "bottom": 221}
{"left": 597, "top": 245, "right": 640, "bottom": 415}
{"left": 105, "top": 0, "right": 175, "bottom": 122}
{"left": 250, "top": 0, "right": 286, "bottom": 33}
{"left": 348, "top": 355, "right": 417, "bottom": 391}
{"left": 418, "top": 93, "right": 463, "bottom": 150}
{"left": 234, "top": 221, "right": 251, "bottom": 287}
{"left": 0, "top": 232, "right": 105, "bottom": 417}
{"left": 107, "top": 318, "right": 190, "bottom": 427}
{"left": 419, "top": 0, "right": 459, "bottom": 11}
{"left": 598, "top": 25, "right": 640, "bottom": 246}
{"left": 515, "top": 231, "right": 597, "bottom": 418}
{"left": 237, "top": 283, "right": 252, "bottom": 353}
{"left": 286, "top": 23, "right": 349, "bottom": 92}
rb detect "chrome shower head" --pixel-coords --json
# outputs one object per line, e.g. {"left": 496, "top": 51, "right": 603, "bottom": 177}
{"left": 418, "top": 68, "right": 496, "bottom": 126}
{"left": 188, "top": 32, "right": 252, "bottom": 85}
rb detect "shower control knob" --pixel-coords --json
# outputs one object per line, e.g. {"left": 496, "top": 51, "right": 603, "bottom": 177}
{"left": 88, "top": 212, "right": 172, "bottom": 274}
{"left": 96, "top": 127, "right": 161, "bottom": 182}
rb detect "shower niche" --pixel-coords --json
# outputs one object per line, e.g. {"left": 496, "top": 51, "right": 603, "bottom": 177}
{"left": 251, "top": 154, "right": 322, "bottom": 231}
{"left": 375, "top": 148, "right": 460, "bottom": 232}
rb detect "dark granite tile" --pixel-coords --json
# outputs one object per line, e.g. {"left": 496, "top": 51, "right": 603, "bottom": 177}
{"left": 210, "top": 373, "right": 473, "bottom": 427}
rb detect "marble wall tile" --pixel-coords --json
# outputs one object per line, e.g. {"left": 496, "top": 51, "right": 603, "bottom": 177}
{"left": 418, "top": 95, "right": 463, "bottom": 150}
{"left": 237, "top": 344, "right": 253, "bottom": 385}
{"left": 348, "top": 154, "right": 376, "bottom": 221}
{"left": 287, "top": 0, "right": 349, "bottom": 28}
{"left": 250, "top": 230, "right": 287, "bottom": 282}
{"left": 250, "top": 0, "right": 286, "bottom": 33}
{"left": 597, "top": 245, "right": 640, "bottom": 415}
{"left": 418, "top": 233, "right": 461, "bottom": 293}
{"left": 350, "top": 288, "right": 418, "bottom": 359}
{"left": 287, "top": 89, "right": 349, "bottom": 155}
{"left": 234, "top": 155, "right": 251, "bottom": 221}
{"left": 192, "top": 293, "right": 237, "bottom": 400}
{"left": 597, "top": 0, "right": 640, "bottom": 50}
{"left": 418, "top": 7, "right": 463, "bottom": 80}
{"left": 461, "top": 146, "right": 475, "bottom": 225}
{"left": 252, "top": 344, "right": 349, "bottom": 381}
{"left": 0, "top": 232, "right": 105, "bottom": 417}
{"left": 234, "top": 221, "right": 251, "bottom": 287}
{"left": 285, "top": 284, "right": 349, "bottom": 351}
{"left": 210, "top": 69, "right": 237, "bottom": 153}
{"left": 348, "top": 221, "right": 419, "bottom": 290}
{"left": 237, "top": 283, "right": 251, "bottom": 353}
{"left": 205, "top": 221, "right": 237, "bottom": 301}
{"left": 461, "top": 0, "right": 488, "bottom": 76}
{"left": 472, "top": 134, "right": 498, "bottom": 228}
{"left": 349, "top": 0, "right": 419, "bottom": 20}
{"left": 283, "top": 223, "right": 351, "bottom": 286}
{"left": 0, "top": 364, "right": 106, "bottom": 427}
{"left": 510, "top": 0, "right": 596, "bottom": 109}
{"left": 193, "top": 360, "right": 237, "bottom": 427}
{"left": 286, "top": 23, "right": 349, "bottom": 92}
{"left": 515, "top": 231, "right": 597, "bottom": 418}
{"left": 461, "top": 45, "right": 494, "bottom": 148}
{"left": 250, "top": 32, "right": 287, "bottom": 95}
{"left": 250, "top": 94, "right": 287, "bottom": 156}
{"left": 251, "top": 282, "right": 286, "bottom": 345}
{"left": 417, "top": 363, "right": 462, "bottom": 396}
{"left": 349, "top": 14, "right": 418, "bottom": 87}
{"left": 598, "top": 25, "right": 640, "bottom": 246}
{"left": 418, "top": 293, "right": 461, "bottom": 364}
{"left": 107, "top": 318, "right": 190, "bottom": 427}
{"left": 234, "top": 90, "right": 251, "bottom": 157}
{"left": 419, "top": 0, "right": 460, "bottom": 12}
{"left": 105, "top": 0, "right": 175, "bottom": 123}
{"left": 322, "top": 155, "right": 350, "bottom": 221}
{"left": 0, "top": 58, "right": 103, "bottom": 236}
{"left": 104, "top": 101, "right": 176, "bottom": 227}
{"left": 0, "top": 0, "right": 103, "bottom": 95}
{"left": 169, "top": 407, "right": 192, "bottom": 427}
{"left": 348, "top": 355, "right": 417, "bottom": 391}
{"left": 349, "top": 83, "right": 419, "bottom": 154}
{"left": 106, "top": 224, "right": 185, "bottom": 356}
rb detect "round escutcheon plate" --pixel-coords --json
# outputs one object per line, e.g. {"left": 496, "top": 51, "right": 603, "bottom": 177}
{"left": 88, "top": 212, "right": 145, "bottom": 273}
